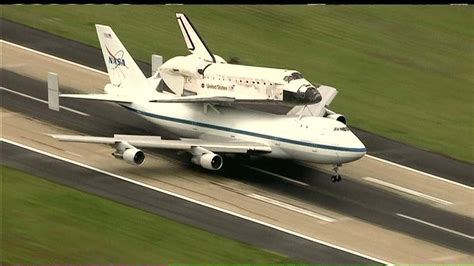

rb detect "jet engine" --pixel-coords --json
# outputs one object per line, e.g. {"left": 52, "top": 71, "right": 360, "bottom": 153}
{"left": 325, "top": 109, "right": 347, "bottom": 124}
{"left": 113, "top": 148, "right": 145, "bottom": 166}
{"left": 326, "top": 114, "right": 347, "bottom": 124}
{"left": 191, "top": 153, "right": 223, "bottom": 170}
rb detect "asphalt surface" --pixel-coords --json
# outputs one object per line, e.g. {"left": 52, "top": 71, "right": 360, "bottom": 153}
{"left": 2, "top": 18, "right": 472, "bottom": 186}
{"left": 2, "top": 142, "right": 379, "bottom": 264}
{"left": 2, "top": 69, "right": 473, "bottom": 255}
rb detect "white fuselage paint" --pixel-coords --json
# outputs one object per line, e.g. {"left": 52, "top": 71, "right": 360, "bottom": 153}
{"left": 121, "top": 93, "right": 366, "bottom": 165}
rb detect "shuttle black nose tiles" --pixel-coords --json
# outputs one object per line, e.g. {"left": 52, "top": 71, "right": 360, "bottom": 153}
{"left": 294, "top": 85, "right": 322, "bottom": 104}
{"left": 304, "top": 87, "right": 322, "bottom": 103}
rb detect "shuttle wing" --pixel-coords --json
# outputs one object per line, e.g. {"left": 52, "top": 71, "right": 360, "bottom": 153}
{"left": 176, "top": 13, "right": 216, "bottom": 63}
{"left": 150, "top": 95, "right": 235, "bottom": 103}
{"left": 50, "top": 134, "right": 272, "bottom": 154}
{"left": 150, "top": 95, "right": 292, "bottom": 105}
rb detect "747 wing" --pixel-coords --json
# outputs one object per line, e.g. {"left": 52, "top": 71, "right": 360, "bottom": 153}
{"left": 50, "top": 134, "right": 271, "bottom": 170}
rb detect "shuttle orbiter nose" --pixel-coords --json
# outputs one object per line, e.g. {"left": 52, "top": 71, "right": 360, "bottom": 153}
{"left": 301, "top": 86, "right": 322, "bottom": 103}
{"left": 288, "top": 86, "right": 322, "bottom": 105}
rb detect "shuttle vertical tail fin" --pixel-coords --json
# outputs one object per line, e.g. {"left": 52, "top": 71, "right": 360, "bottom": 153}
{"left": 95, "top": 24, "right": 150, "bottom": 91}
{"left": 176, "top": 13, "right": 216, "bottom": 63}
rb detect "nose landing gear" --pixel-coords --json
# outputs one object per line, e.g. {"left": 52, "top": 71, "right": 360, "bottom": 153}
{"left": 331, "top": 164, "right": 342, "bottom": 183}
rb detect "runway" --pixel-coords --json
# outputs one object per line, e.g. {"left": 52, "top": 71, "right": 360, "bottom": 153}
{"left": 1, "top": 20, "right": 473, "bottom": 263}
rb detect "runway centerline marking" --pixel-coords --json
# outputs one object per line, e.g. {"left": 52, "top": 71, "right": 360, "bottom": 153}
{"left": 3, "top": 39, "right": 470, "bottom": 191}
{"left": 243, "top": 164, "right": 309, "bottom": 187}
{"left": 365, "top": 155, "right": 472, "bottom": 190}
{"left": 1, "top": 87, "right": 90, "bottom": 117}
{"left": 1, "top": 138, "right": 390, "bottom": 265}
{"left": 364, "top": 177, "right": 452, "bottom": 206}
{"left": 396, "top": 213, "right": 474, "bottom": 240}
{"left": 65, "top": 150, "right": 83, "bottom": 157}
{"left": 247, "top": 193, "right": 335, "bottom": 222}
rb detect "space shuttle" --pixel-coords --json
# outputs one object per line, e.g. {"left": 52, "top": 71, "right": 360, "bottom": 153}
{"left": 153, "top": 13, "right": 328, "bottom": 106}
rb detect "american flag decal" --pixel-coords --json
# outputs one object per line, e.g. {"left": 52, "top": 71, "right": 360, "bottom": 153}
{"left": 104, "top": 33, "right": 112, "bottom": 38}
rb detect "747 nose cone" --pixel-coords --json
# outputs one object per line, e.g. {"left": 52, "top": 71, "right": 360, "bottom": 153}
{"left": 350, "top": 137, "right": 367, "bottom": 160}
{"left": 338, "top": 133, "right": 367, "bottom": 163}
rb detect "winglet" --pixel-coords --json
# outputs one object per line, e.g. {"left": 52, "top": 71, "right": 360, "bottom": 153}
{"left": 176, "top": 13, "right": 216, "bottom": 63}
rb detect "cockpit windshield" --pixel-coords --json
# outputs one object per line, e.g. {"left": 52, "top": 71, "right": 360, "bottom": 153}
{"left": 283, "top": 72, "right": 304, "bottom": 83}
{"left": 334, "top": 126, "right": 350, "bottom": 132}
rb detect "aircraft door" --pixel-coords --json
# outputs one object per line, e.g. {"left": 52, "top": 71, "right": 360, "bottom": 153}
{"left": 229, "top": 122, "right": 237, "bottom": 139}
{"left": 227, "top": 128, "right": 235, "bottom": 139}
{"left": 311, "top": 125, "right": 319, "bottom": 153}
{"left": 192, "top": 121, "right": 199, "bottom": 133}
{"left": 272, "top": 133, "right": 281, "bottom": 148}
{"left": 189, "top": 113, "right": 202, "bottom": 138}
{"left": 301, "top": 121, "right": 317, "bottom": 153}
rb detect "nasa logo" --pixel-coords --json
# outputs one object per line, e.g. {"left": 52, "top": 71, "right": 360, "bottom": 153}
{"left": 109, "top": 56, "right": 126, "bottom": 67}
{"left": 105, "top": 45, "right": 127, "bottom": 68}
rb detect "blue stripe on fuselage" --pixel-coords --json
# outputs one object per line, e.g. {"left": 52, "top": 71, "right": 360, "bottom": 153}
{"left": 120, "top": 104, "right": 366, "bottom": 153}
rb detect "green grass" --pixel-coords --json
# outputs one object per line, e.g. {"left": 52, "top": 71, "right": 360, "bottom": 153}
{"left": 0, "top": 165, "right": 291, "bottom": 263}
{"left": 1, "top": 5, "right": 473, "bottom": 162}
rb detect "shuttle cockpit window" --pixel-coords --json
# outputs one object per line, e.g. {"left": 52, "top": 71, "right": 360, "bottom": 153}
{"left": 284, "top": 72, "right": 304, "bottom": 83}
{"left": 334, "top": 126, "right": 350, "bottom": 132}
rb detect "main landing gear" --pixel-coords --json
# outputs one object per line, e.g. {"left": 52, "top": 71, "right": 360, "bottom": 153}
{"left": 331, "top": 164, "right": 342, "bottom": 183}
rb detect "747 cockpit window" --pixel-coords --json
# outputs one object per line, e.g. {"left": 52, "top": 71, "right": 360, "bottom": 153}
{"left": 283, "top": 72, "right": 304, "bottom": 83}
{"left": 334, "top": 126, "right": 350, "bottom": 132}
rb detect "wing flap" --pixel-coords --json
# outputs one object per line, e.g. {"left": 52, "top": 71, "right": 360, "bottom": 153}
{"left": 60, "top": 94, "right": 132, "bottom": 103}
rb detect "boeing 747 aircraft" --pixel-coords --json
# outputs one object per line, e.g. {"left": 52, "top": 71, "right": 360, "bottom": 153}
{"left": 49, "top": 22, "right": 366, "bottom": 182}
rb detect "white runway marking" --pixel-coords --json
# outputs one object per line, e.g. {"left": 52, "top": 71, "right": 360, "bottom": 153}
{"left": 396, "top": 213, "right": 474, "bottom": 240}
{"left": 365, "top": 155, "right": 472, "bottom": 190}
{"left": 247, "top": 193, "right": 335, "bottom": 222}
{"left": 1, "top": 138, "right": 390, "bottom": 265}
{"left": 1, "top": 87, "right": 90, "bottom": 117}
{"left": 364, "top": 177, "right": 452, "bottom": 205}
{"left": 243, "top": 164, "right": 309, "bottom": 187}
{"left": 65, "top": 150, "right": 83, "bottom": 157}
